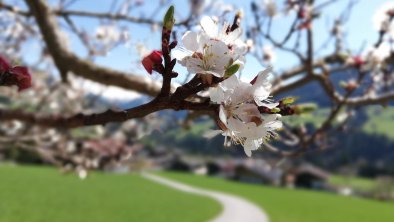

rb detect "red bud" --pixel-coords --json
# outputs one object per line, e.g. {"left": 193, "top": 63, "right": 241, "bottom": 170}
{"left": 0, "top": 55, "right": 32, "bottom": 91}
{"left": 142, "top": 50, "right": 163, "bottom": 74}
{"left": 9, "top": 66, "right": 32, "bottom": 91}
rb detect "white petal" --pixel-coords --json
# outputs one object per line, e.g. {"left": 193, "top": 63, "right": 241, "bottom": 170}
{"left": 252, "top": 67, "right": 273, "bottom": 104}
{"left": 203, "top": 130, "right": 223, "bottom": 139}
{"left": 262, "top": 114, "right": 283, "bottom": 130}
{"left": 172, "top": 49, "right": 189, "bottom": 61}
{"left": 209, "top": 39, "right": 230, "bottom": 55}
{"left": 254, "top": 67, "right": 272, "bottom": 87}
{"left": 243, "top": 138, "right": 260, "bottom": 157}
{"left": 201, "top": 16, "right": 218, "bottom": 38}
{"left": 263, "top": 113, "right": 281, "bottom": 122}
{"left": 219, "top": 105, "right": 227, "bottom": 125}
{"left": 255, "top": 100, "right": 278, "bottom": 108}
{"left": 182, "top": 31, "right": 199, "bottom": 51}
{"left": 209, "top": 87, "right": 225, "bottom": 104}
{"left": 244, "top": 148, "right": 252, "bottom": 157}
{"left": 254, "top": 87, "right": 270, "bottom": 99}
{"left": 221, "top": 74, "right": 239, "bottom": 90}
{"left": 226, "top": 28, "right": 242, "bottom": 44}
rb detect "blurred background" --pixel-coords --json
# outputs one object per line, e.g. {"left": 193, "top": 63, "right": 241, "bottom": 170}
{"left": 1, "top": 0, "right": 394, "bottom": 221}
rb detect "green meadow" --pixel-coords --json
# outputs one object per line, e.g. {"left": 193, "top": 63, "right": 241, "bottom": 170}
{"left": 160, "top": 172, "right": 394, "bottom": 222}
{"left": 0, "top": 165, "right": 220, "bottom": 222}
{"left": 1, "top": 165, "right": 394, "bottom": 222}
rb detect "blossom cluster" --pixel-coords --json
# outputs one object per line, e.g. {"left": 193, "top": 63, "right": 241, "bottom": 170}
{"left": 173, "top": 16, "right": 247, "bottom": 81}
{"left": 174, "top": 16, "right": 282, "bottom": 156}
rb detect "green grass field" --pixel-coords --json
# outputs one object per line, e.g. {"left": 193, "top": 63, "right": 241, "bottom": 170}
{"left": 160, "top": 172, "right": 394, "bottom": 222}
{"left": 0, "top": 165, "right": 220, "bottom": 222}
{"left": 2, "top": 165, "right": 394, "bottom": 222}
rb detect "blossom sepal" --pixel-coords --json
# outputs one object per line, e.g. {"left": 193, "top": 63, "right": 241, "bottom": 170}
{"left": 224, "top": 64, "right": 240, "bottom": 78}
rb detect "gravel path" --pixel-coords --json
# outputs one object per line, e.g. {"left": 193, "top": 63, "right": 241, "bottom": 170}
{"left": 142, "top": 173, "right": 269, "bottom": 222}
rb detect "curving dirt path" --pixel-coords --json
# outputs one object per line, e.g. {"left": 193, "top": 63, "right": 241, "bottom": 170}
{"left": 142, "top": 173, "right": 269, "bottom": 222}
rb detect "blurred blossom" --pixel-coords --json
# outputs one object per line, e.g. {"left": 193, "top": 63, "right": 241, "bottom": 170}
{"left": 336, "top": 112, "right": 348, "bottom": 124}
{"left": 246, "top": 39, "right": 255, "bottom": 51}
{"left": 196, "top": 0, "right": 234, "bottom": 16}
{"left": 94, "top": 126, "right": 105, "bottom": 137}
{"left": 373, "top": 2, "right": 394, "bottom": 33}
{"left": 189, "top": 0, "right": 207, "bottom": 16}
{"left": 95, "top": 25, "right": 122, "bottom": 44}
{"left": 136, "top": 43, "right": 151, "bottom": 58}
{"left": 1, "top": 121, "right": 23, "bottom": 135}
{"left": 47, "top": 129, "right": 61, "bottom": 143}
{"left": 284, "top": 0, "right": 300, "bottom": 14}
{"left": 93, "top": 24, "right": 129, "bottom": 55}
{"left": 363, "top": 43, "right": 391, "bottom": 70}
{"left": 262, "top": 0, "right": 277, "bottom": 17}
{"left": 1, "top": 12, "right": 25, "bottom": 38}
{"left": 66, "top": 141, "right": 76, "bottom": 153}
{"left": 331, "top": 20, "right": 343, "bottom": 39}
{"left": 212, "top": 1, "right": 234, "bottom": 14}
{"left": 262, "top": 45, "right": 276, "bottom": 64}
{"left": 151, "top": 23, "right": 159, "bottom": 32}
{"left": 77, "top": 168, "right": 88, "bottom": 180}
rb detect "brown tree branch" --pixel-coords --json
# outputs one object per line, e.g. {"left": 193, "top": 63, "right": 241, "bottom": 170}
{"left": 0, "top": 99, "right": 216, "bottom": 128}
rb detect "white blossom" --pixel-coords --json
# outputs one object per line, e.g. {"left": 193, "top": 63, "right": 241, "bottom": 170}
{"left": 262, "top": 0, "right": 277, "bottom": 17}
{"left": 95, "top": 25, "right": 122, "bottom": 44}
{"left": 174, "top": 32, "right": 233, "bottom": 77}
{"left": 207, "top": 68, "right": 281, "bottom": 156}
{"left": 362, "top": 43, "right": 391, "bottom": 71}
{"left": 372, "top": 2, "right": 394, "bottom": 33}
{"left": 174, "top": 16, "right": 247, "bottom": 77}
{"left": 200, "top": 16, "right": 247, "bottom": 57}
{"left": 263, "top": 45, "right": 276, "bottom": 63}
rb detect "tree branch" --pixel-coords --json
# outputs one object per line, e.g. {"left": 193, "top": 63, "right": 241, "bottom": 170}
{"left": 0, "top": 99, "right": 216, "bottom": 128}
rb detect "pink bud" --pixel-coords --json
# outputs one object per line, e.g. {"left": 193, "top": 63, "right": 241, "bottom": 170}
{"left": 142, "top": 50, "right": 163, "bottom": 74}
{"left": 9, "top": 66, "right": 32, "bottom": 91}
{"left": 0, "top": 54, "right": 32, "bottom": 91}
